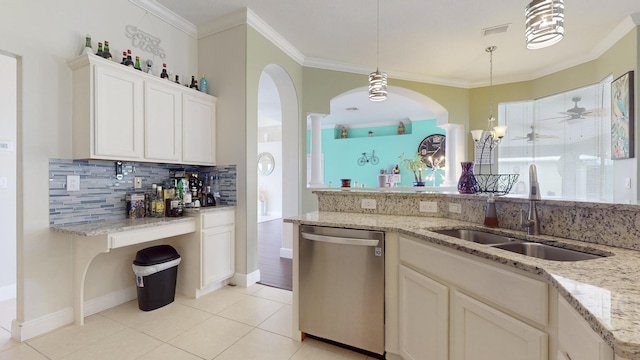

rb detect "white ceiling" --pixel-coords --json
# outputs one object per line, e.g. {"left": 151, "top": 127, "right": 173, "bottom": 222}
{"left": 153, "top": 0, "right": 640, "bottom": 87}
{"left": 147, "top": 0, "right": 640, "bottom": 126}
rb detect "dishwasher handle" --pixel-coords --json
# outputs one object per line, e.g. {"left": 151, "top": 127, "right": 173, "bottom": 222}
{"left": 300, "top": 232, "right": 380, "bottom": 247}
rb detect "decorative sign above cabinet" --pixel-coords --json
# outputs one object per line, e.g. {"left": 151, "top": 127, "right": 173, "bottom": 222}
{"left": 125, "top": 25, "right": 166, "bottom": 59}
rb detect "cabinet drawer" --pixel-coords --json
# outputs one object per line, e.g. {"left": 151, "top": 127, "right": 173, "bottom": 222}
{"left": 202, "top": 210, "right": 235, "bottom": 229}
{"left": 109, "top": 220, "right": 196, "bottom": 249}
{"left": 399, "top": 236, "right": 548, "bottom": 326}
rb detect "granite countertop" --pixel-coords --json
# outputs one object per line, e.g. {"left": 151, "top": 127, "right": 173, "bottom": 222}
{"left": 285, "top": 211, "right": 640, "bottom": 360}
{"left": 51, "top": 205, "right": 235, "bottom": 237}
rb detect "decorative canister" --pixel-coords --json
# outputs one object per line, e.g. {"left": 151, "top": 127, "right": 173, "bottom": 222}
{"left": 457, "top": 162, "right": 480, "bottom": 194}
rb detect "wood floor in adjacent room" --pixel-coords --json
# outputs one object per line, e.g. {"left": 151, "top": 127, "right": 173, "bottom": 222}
{"left": 257, "top": 218, "right": 292, "bottom": 291}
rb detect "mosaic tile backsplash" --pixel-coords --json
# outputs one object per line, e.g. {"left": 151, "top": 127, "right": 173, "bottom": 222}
{"left": 49, "top": 159, "right": 237, "bottom": 226}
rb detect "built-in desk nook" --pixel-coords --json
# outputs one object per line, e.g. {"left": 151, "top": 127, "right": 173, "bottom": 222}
{"left": 51, "top": 206, "right": 235, "bottom": 325}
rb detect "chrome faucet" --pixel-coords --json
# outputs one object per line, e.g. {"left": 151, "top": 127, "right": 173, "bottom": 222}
{"left": 520, "top": 164, "right": 541, "bottom": 235}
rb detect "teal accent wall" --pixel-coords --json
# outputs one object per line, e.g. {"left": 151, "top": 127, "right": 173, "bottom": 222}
{"left": 308, "top": 119, "right": 446, "bottom": 187}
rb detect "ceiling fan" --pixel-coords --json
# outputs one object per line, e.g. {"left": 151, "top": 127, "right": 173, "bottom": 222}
{"left": 512, "top": 126, "right": 559, "bottom": 142}
{"left": 540, "top": 96, "right": 594, "bottom": 121}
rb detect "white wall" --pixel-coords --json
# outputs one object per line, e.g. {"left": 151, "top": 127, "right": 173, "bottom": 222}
{"left": 0, "top": 0, "right": 197, "bottom": 338}
{"left": 0, "top": 54, "right": 17, "bottom": 297}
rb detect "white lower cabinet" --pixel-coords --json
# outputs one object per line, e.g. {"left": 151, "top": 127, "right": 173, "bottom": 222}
{"left": 557, "top": 295, "right": 613, "bottom": 360}
{"left": 201, "top": 223, "right": 234, "bottom": 287}
{"left": 451, "top": 291, "right": 547, "bottom": 360}
{"left": 399, "top": 265, "right": 448, "bottom": 360}
{"left": 175, "top": 208, "right": 235, "bottom": 298}
{"left": 397, "top": 235, "right": 548, "bottom": 360}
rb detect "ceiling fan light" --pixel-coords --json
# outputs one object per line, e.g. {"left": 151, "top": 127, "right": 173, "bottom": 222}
{"left": 525, "top": 0, "right": 564, "bottom": 50}
{"left": 369, "top": 69, "right": 388, "bottom": 101}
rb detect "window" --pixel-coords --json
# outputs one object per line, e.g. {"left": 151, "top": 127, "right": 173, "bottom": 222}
{"left": 498, "top": 78, "right": 613, "bottom": 202}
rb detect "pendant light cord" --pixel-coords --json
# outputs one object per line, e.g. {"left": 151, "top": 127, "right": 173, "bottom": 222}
{"left": 376, "top": 0, "right": 380, "bottom": 71}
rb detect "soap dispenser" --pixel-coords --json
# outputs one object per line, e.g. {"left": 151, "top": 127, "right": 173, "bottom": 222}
{"left": 484, "top": 194, "right": 498, "bottom": 227}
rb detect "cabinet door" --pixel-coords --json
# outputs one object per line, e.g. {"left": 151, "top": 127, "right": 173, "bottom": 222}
{"left": 558, "top": 296, "right": 613, "bottom": 360}
{"left": 451, "top": 291, "right": 547, "bottom": 360}
{"left": 183, "top": 93, "right": 216, "bottom": 165}
{"left": 94, "top": 65, "right": 143, "bottom": 159}
{"left": 144, "top": 80, "right": 182, "bottom": 162}
{"left": 201, "top": 224, "right": 234, "bottom": 287}
{"left": 399, "top": 265, "right": 448, "bottom": 360}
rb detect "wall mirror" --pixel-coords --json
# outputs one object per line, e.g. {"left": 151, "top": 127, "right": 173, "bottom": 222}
{"left": 258, "top": 152, "right": 275, "bottom": 176}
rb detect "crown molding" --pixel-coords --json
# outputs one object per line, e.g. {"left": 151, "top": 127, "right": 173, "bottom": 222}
{"left": 128, "top": 0, "right": 198, "bottom": 38}
{"left": 246, "top": 9, "right": 305, "bottom": 65}
{"left": 197, "top": 8, "right": 248, "bottom": 38}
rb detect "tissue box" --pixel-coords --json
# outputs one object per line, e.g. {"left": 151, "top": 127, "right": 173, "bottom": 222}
{"left": 126, "top": 193, "right": 146, "bottom": 218}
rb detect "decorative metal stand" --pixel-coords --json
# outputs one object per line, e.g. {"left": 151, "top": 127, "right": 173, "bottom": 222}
{"left": 474, "top": 133, "right": 519, "bottom": 195}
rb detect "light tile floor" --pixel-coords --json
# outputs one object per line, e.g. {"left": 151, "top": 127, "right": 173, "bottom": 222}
{"left": 0, "top": 284, "right": 377, "bottom": 360}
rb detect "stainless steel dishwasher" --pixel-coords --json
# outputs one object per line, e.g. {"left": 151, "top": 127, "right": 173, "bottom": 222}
{"left": 299, "top": 225, "right": 385, "bottom": 357}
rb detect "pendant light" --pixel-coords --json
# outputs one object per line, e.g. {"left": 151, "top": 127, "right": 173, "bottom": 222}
{"left": 470, "top": 46, "right": 506, "bottom": 143}
{"left": 368, "top": 0, "right": 387, "bottom": 101}
{"left": 525, "top": 0, "right": 565, "bottom": 50}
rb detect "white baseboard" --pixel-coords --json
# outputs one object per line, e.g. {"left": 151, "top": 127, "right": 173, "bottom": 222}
{"left": 83, "top": 286, "right": 137, "bottom": 317}
{"left": 11, "top": 286, "right": 137, "bottom": 342}
{"left": 11, "top": 307, "right": 73, "bottom": 342}
{"left": 279, "top": 248, "right": 293, "bottom": 259}
{"left": 231, "top": 270, "right": 261, "bottom": 288}
{"left": 0, "top": 284, "right": 16, "bottom": 302}
{"left": 195, "top": 280, "right": 226, "bottom": 299}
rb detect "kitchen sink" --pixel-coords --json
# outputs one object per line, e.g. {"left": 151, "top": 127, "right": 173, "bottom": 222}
{"left": 432, "top": 229, "right": 522, "bottom": 245}
{"left": 490, "top": 242, "right": 605, "bottom": 261}
{"left": 433, "top": 228, "right": 608, "bottom": 261}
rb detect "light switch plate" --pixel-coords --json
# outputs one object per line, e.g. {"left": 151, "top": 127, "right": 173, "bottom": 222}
{"left": 361, "top": 198, "right": 377, "bottom": 210}
{"left": 67, "top": 175, "right": 80, "bottom": 192}
{"left": 134, "top": 177, "right": 143, "bottom": 189}
{"left": 449, "top": 203, "right": 462, "bottom": 214}
{"left": 419, "top": 201, "right": 438, "bottom": 213}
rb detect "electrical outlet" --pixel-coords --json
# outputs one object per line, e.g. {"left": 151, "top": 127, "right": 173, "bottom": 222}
{"left": 67, "top": 175, "right": 80, "bottom": 192}
{"left": 134, "top": 177, "right": 143, "bottom": 189}
{"left": 361, "top": 198, "right": 377, "bottom": 210}
{"left": 419, "top": 201, "right": 438, "bottom": 213}
{"left": 449, "top": 203, "right": 462, "bottom": 214}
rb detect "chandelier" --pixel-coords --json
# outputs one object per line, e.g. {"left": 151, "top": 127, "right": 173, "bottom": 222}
{"left": 470, "top": 46, "right": 519, "bottom": 195}
{"left": 525, "top": 0, "right": 565, "bottom": 49}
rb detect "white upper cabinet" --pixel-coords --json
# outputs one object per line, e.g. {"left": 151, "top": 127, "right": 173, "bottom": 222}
{"left": 144, "top": 78, "right": 182, "bottom": 162}
{"left": 182, "top": 92, "right": 216, "bottom": 165}
{"left": 67, "top": 54, "right": 216, "bottom": 165}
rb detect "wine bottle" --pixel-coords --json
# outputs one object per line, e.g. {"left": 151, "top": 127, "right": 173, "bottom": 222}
{"left": 134, "top": 56, "right": 142, "bottom": 71}
{"left": 124, "top": 50, "right": 134, "bottom": 67}
{"left": 81, "top": 34, "right": 93, "bottom": 55}
{"left": 189, "top": 75, "right": 197, "bottom": 89}
{"left": 199, "top": 74, "right": 208, "bottom": 93}
{"left": 96, "top": 42, "right": 103, "bottom": 57}
{"left": 102, "top": 41, "right": 112, "bottom": 60}
{"left": 160, "top": 63, "right": 169, "bottom": 79}
{"left": 174, "top": 75, "right": 180, "bottom": 84}
{"left": 120, "top": 51, "right": 127, "bottom": 65}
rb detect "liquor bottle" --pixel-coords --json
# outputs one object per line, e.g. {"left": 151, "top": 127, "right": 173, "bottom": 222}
{"left": 149, "top": 184, "right": 157, "bottom": 215}
{"left": 189, "top": 76, "right": 199, "bottom": 90}
{"left": 174, "top": 75, "right": 180, "bottom": 84}
{"left": 124, "top": 50, "right": 134, "bottom": 67}
{"left": 81, "top": 34, "right": 93, "bottom": 55}
{"left": 96, "top": 42, "right": 103, "bottom": 57}
{"left": 199, "top": 74, "right": 208, "bottom": 93}
{"left": 102, "top": 41, "right": 112, "bottom": 60}
{"left": 146, "top": 59, "right": 153, "bottom": 74}
{"left": 134, "top": 56, "right": 142, "bottom": 71}
{"left": 154, "top": 186, "right": 165, "bottom": 217}
{"left": 160, "top": 63, "right": 169, "bottom": 79}
{"left": 120, "top": 51, "right": 127, "bottom": 65}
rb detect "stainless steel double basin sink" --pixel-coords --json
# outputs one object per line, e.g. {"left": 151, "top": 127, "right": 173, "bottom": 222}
{"left": 432, "top": 229, "right": 607, "bottom": 261}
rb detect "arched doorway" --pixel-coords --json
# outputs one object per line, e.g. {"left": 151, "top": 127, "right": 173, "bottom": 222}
{"left": 256, "top": 65, "right": 298, "bottom": 290}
